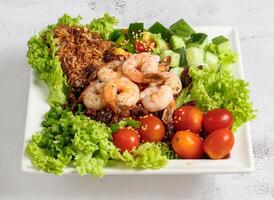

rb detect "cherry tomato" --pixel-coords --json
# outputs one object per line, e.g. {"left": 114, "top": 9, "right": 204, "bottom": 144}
{"left": 203, "top": 128, "right": 234, "bottom": 159}
{"left": 171, "top": 131, "right": 204, "bottom": 159}
{"left": 112, "top": 128, "right": 140, "bottom": 153}
{"left": 203, "top": 108, "right": 233, "bottom": 133}
{"left": 135, "top": 41, "right": 146, "bottom": 52}
{"left": 173, "top": 106, "right": 203, "bottom": 133}
{"left": 138, "top": 115, "right": 165, "bottom": 142}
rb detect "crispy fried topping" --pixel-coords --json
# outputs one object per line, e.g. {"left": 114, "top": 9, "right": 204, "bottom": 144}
{"left": 54, "top": 25, "right": 113, "bottom": 98}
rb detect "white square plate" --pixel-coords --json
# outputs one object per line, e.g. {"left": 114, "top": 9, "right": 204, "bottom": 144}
{"left": 22, "top": 26, "right": 254, "bottom": 175}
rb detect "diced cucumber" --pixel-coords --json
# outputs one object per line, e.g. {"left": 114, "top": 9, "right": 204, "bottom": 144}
{"left": 121, "top": 43, "right": 135, "bottom": 53}
{"left": 169, "top": 19, "right": 195, "bottom": 38}
{"left": 115, "top": 34, "right": 126, "bottom": 45}
{"left": 212, "top": 35, "right": 230, "bottom": 53}
{"left": 170, "top": 35, "right": 186, "bottom": 50}
{"left": 109, "top": 29, "right": 123, "bottom": 42}
{"left": 205, "top": 51, "right": 219, "bottom": 71}
{"left": 151, "top": 33, "right": 168, "bottom": 54}
{"left": 212, "top": 35, "right": 228, "bottom": 45}
{"left": 148, "top": 22, "right": 172, "bottom": 41}
{"left": 170, "top": 53, "right": 180, "bottom": 67}
{"left": 169, "top": 67, "right": 183, "bottom": 77}
{"left": 187, "top": 33, "right": 208, "bottom": 49}
{"left": 186, "top": 47, "right": 205, "bottom": 67}
{"left": 174, "top": 47, "right": 187, "bottom": 66}
{"left": 160, "top": 50, "right": 180, "bottom": 67}
{"left": 217, "top": 41, "right": 230, "bottom": 53}
{"left": 128, "top": 22, "right": 144, "bottom": 42}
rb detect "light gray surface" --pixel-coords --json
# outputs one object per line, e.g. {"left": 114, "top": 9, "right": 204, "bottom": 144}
{"left": 0, "top": 0, "right": 273, "bottom": 199}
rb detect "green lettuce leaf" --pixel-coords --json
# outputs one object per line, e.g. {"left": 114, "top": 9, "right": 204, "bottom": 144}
{"left": 26, "top": 107, "right": 114, "bottom": 177}
{"left": 26, "top": 107, "right": 169, "bottom": 176}
{"left": 27, "top": 14, "right": 82, "bottom": 106}
{"left": 88, "top": 13, "right": 118, "bottom": 39}
{"left": 205, "top": 43, "right": 238, "bottom": 67}
{"left": 188, "top": 67, "right": 256, "bottom": 130}
{"left": 122, "top": 143, "right": 168, "bottom": 169}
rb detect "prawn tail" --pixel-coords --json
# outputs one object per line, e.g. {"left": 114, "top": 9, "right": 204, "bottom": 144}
{"left": 162, "top": 100, "right": 176, "bottom": 124}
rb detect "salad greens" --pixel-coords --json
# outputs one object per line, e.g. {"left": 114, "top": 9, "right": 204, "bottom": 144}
{"left": 122, "top": 143, "right": 168, "bottom": 169}
{"left": 176, "top": 67, "right": 256, "bottom": 130}
{"left": 27, "top": 107, "right": 168, "bottom": 176}
{"left": 26, "top": 13, "right": 256, "bottom": 177}
{"left": 26, "top": 106, "right": 114, "bottom": 176}
{"left": 88, "top": 13, "right": 118, "bottom": 40}
{"left": 110, "top": 119, "right": 141, "bottom": 133}
{"left": 27, "top": 14, "right": 83, "bottom": 106}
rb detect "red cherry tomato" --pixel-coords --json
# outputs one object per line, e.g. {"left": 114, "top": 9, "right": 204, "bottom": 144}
{"left": 138, "top": 115, "right": 165, "bottom": 142}
{"left": 171, "top": 131, "right": 204, "bottom": 159}
{"left": 112, "top": 128, "right": 140, "bottom": 153}
{"left": 203, "top": 108, "right": 233, "bottom": 133}
{"left": 203, "top": 128, "right": 234, "bottom": 159}
{"left": 135, "top": 41, "right": 146, "bottom": 52}
{"left": 173, "top": 106, "right": 203, "bottom": 133}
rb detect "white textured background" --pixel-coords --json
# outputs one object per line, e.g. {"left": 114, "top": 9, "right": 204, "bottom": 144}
{"left": 0, "top": 0, "right": 273, "bottom": 199}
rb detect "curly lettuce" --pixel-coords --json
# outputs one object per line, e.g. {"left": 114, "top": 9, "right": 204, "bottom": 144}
{"left": 123, "top": 143, "right": 168, "bottom": 169}
{"left": 187, "top": 67, "right": 256, "bottom": 130}
{"left": 26, "top": 106, "right": 115, "bottom": 177}
{"left": 27, "top": 107, "right": 169, "bottom": 176}
{"left": 205, "top": 43, "right": 238, "bottom": 67}
{"left": 27, "top": 14, "right": 83, "bottom": 106}
{"left": 88, "top": 13, "right": 118, "bottom": 39}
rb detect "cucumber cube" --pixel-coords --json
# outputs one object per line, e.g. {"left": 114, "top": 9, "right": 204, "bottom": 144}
{"left": 187, "top": 33, "right": 208, "bottom": 49}
{"left": 212, "top": 35, "right": 228, "bottom": 45}
{"left": 205, "top": 51, "right": 219, "bottom": 71}
{"left": 170, "top": 19, "right": 195, "bottom": 38}
{"left": 217, "top": 41, "right": 230, "bottom": 53}
{"left": 149, "top": 22, "right": 172, "bottom": 41}
{"left": 186, "top": 47, "right": 205, "bottom": 67}
{"left": 160, "top": 50, "right": 180, "bottom": 67}
{"left": 174, "top": 47, "right": 187, "bottom": 66}
{"left": 169, "top": 67, "right": 183, "bottom": 76}
{"left": 170, "top": 35, "right": 186, "bottom": 50}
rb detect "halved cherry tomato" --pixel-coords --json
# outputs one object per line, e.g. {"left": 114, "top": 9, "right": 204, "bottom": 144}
{"left": 135, "top": 41, "right": 146, "bottom": 52}
{"left": 138, "top": 115, "right": 165, "bottom": 142}
{"left": 203, "top": 108, "right": 233, "bottom": 133}
{"left": 112, "top": 128, "right": 140, "bottom": 153}
{"left": 173, "top": 106, "right": 203, "bottom": 133}
{"left": 203, "top": 128, "right": 234, "bottom": 159}
{"left": 171, "top": 130, "right": 204, "bottom": 159}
